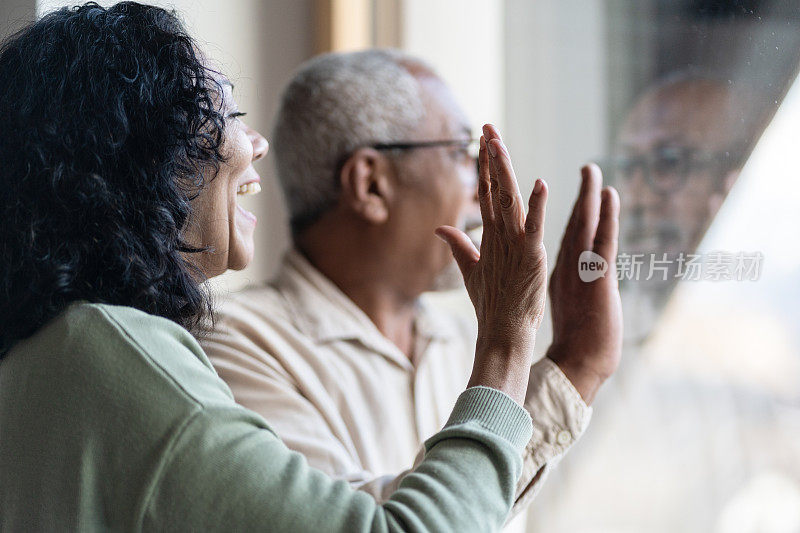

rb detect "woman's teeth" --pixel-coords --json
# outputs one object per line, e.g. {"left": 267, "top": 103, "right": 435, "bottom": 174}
{"left": 237, "top": 182, "right": 261, "bottom": 196}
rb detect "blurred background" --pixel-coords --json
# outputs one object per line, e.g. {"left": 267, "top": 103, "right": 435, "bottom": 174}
{"left": 3, "top": 0, "right": 800, "bottom": 531}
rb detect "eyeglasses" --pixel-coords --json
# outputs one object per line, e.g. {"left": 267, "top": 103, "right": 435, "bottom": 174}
{"left": 601, "top": 146, "right": 739, "bottom": 194}
{"left": 372, "top": 138, "right": 480, "bottom": 164}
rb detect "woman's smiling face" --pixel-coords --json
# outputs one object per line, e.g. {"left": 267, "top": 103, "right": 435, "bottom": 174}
{"left": 186, "top": 78, "right": 269, "bottom": 278}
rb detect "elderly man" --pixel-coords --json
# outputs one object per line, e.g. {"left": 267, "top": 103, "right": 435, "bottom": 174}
{"left": 201, "top": 49, "right": 621, "bottom": 529}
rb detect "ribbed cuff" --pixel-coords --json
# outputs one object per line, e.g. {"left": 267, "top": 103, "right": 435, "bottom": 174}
{"left": 445, "top": 386, "right": 533, "bottom": 451}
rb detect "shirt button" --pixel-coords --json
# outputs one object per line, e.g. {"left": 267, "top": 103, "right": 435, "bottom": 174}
{"left": 556, "top": 430, "right": 572, "bottom": 445}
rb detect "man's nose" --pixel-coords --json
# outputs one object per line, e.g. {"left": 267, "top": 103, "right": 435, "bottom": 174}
{"left": 460, "top": 164, "right": 479, "bottom": 197}
{"left": 470, "top": 179, "right": 479, "bottom": 203}
{"left": 625, "top": 168, "right": 659, "bottom": 210}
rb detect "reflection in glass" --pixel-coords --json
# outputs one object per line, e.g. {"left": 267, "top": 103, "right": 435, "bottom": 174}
{"left": 521, "top": 2, "right": 800, "bottom": 532}
{"left": 608, "top": 72, "right": 764, "bottom": 342}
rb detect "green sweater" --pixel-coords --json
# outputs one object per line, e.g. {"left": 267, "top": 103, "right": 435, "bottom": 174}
{"left": 0, "top": 303, "right": 532, "bottom": 532}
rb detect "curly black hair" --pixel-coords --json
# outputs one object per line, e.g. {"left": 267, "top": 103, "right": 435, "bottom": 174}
{"left": 0, "top": 2, "right": 228, "bottom": 355}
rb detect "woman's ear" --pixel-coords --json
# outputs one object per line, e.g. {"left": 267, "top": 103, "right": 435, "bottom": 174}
{"left": 338, "top": 147, "right": 394, "bottom": 224}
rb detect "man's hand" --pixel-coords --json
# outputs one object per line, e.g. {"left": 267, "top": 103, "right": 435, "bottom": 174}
{"left": 547, "top": 164, "right": 623, "bottom": 405}
{"left": 436, "top": 124, "right": 549, "bottom": 405}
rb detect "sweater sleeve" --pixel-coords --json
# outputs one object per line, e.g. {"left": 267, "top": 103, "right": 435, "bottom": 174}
{"left": 141, "top": 386, "right": 532, "bottom": 533}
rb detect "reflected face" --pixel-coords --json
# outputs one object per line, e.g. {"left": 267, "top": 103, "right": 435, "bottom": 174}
{"left": 389, "top": 75, "right": 481, "bottom": 291}
{"left": 617, "top": 81, "right": 742, "bottom": 261}
{"left": 187, "top": 79, "right": 269, "bottom": 278}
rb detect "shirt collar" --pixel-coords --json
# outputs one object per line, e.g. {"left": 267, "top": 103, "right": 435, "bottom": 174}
{"left": 271, "top": 248, "right": 456, "bottom": 365}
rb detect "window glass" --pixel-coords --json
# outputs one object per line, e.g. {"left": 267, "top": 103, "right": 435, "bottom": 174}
{"left": 501, "top": 2, "right": 800, "bottom": 531}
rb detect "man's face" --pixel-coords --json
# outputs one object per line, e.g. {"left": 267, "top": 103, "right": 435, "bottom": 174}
{"left": 617, "top": 82, "right": 742, "bottom": 265}
{"left": 387, "top": 75, "right": 480, "bottom": 291}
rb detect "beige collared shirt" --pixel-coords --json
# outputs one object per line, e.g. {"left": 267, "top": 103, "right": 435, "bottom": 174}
{"left": 201, "top": 249, "right": 591, "bottom": 524}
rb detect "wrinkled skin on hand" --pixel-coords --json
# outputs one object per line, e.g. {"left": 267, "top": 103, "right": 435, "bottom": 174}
{"left": 437, "top": 125, "right": 623, "bottom": 406}
{"left": 436, "top": 124, "right": 549, "bottom": 404}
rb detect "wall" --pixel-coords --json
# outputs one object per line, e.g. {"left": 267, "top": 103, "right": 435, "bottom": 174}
{"left": 400, "top": 0, "right": 504, "bottom": 134}
{"left": 0, "top": 0, "right": 35, "bottom": 38}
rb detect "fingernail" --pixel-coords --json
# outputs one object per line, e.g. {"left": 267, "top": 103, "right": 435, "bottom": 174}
{"left": 533, "top": 179, "right": 543, "bottom": 194}
{"left": 487, "top": 139, "right": 497, "bottom": 157}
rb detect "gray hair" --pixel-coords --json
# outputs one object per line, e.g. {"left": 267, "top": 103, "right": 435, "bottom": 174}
{"left": 271, "top": 49, "right": 430, "bottom": 234}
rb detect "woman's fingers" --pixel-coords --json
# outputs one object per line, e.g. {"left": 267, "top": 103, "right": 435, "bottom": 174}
{"left": 525, "top": 179, "right": 548, "bottom": 248}
{"left": 477, "top": 135, "right": 495, "bottom": 228}
{"left": 483, "top": 124, "right": 526, "bottom": 237}
{"left": 435, "top": 226, "right": 480, "bottom": 280}
{"left": 489, "top": 140, "right": 526, "bottom": 235}
{"left": 483, "top": 126, "right": 506, "bottom": 235}
{"left": 593, "top": 185, "right": 620, "bottom": 266}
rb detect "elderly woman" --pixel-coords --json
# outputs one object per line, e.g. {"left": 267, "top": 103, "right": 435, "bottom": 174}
{"left": 0, "top": 2, "right": 619, "bottom": 532}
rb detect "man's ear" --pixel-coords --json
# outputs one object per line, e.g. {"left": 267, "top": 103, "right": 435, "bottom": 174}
{"left": 338, "top": 147, "right": 395, "bottom": 224}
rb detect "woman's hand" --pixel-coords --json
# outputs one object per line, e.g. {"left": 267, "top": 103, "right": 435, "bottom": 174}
{"left": 436, "top": 124, "right": 549, "bottom": 405}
